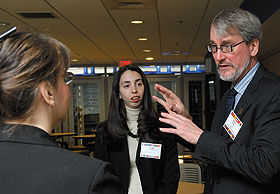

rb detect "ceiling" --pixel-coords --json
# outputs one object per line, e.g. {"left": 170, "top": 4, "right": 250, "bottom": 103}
{"left": 1, "top": 0, "right": 280, "bottom": 67}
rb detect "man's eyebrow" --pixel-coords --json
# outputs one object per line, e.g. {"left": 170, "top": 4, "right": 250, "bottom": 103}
{"left": 209, "top": 40, "right": 232, "bottom": 45}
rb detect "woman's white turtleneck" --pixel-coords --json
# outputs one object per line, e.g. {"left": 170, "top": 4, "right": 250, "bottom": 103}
{"left": 126, "top": 106, "right": 143, "bottom": 194}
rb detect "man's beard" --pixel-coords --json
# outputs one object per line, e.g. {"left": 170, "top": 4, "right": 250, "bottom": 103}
{"left": 217, "top": 57, "right": 250, "bottom": 82}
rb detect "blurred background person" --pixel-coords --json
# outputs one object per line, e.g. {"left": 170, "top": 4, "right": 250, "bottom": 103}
{"left": 0, "top": 27, "right": 123, "bottom": 194}
{"left": 94, "top": 64, "right": 180, "bottom": 194}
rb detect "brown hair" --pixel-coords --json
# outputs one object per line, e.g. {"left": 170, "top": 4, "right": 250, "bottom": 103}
{"left": 0, "top": 29, "right": 70, "bottom": 122}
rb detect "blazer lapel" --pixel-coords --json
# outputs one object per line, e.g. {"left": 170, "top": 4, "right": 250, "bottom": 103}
{"left": 236, "top": 64, "right": 265, "bottom": 118}
{"left": 216, "top": 64, "right": 266, "bottom": 139}
{"left": 234, "top": 92, "right": 252, "bottom": 120}
{"left": 233, "top": 64, "right": 266, "bottom": 138}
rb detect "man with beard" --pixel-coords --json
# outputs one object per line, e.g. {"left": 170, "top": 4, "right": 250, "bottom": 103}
{"left": 152, "top": 8, "right": 280, "bottom": 194}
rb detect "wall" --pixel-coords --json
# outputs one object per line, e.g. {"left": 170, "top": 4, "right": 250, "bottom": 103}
{"left": 261, "top": 48, "right": 280, "bottom": 75}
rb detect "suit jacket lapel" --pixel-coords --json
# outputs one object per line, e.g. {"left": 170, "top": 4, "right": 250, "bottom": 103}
{"left": 215, "top": 64, "right": 266, "bottom": 138}
{"left": 235, "top": 64, "right": 266, "bottom": 120}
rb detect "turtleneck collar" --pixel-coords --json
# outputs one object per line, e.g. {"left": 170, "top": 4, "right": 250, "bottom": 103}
{"left": 126, "top": 106, "right": 141, "bottom": 121}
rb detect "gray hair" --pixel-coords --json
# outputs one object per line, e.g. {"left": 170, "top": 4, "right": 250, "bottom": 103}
{"left": 211, "top": 8, "right": 262, "bottom": 44}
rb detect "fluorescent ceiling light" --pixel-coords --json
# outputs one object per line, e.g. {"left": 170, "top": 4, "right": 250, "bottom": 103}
{"left": 130, "top": 20, "right": 143, "bottom": 24}
{"left": 138, "top": 37, "right": 148, "bottom": 41}
{"left": 142, "top": 49, "right": 151, "bottom": 53}
{"left": 0, "top": 22, "right": 10, "bottom": 26}
{"left": 146, "top": 57, "right": 154, "bottom": 61}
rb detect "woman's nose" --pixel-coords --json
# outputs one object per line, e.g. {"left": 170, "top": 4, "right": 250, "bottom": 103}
{"left": 131, "top": 85, "right": 138, "bottom": 93}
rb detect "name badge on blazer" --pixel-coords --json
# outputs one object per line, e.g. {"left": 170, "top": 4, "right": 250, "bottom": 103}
{"left": 140, "top": 142, "right": 162, "bottom": 159}
{"left": 223, "top": 111, "right": 243, "bottom": 140}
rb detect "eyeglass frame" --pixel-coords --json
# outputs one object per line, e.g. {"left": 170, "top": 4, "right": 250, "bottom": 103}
{"left": 0, "top": 27, "right": 73, "bottom": 85}
{"left": 0, "top": 26, "right": 17, "bottom": 40}
{"left": 64, "top": 72, "right": 73, "bottom": 85}
{"left": 206, "top": 40, "right": 245, "bottom": 53}
{"left": 57, "top": 74, "right": 73, "bottom": 85}
{"left": 0, "top": 26, "right": 17, "bottom": 50}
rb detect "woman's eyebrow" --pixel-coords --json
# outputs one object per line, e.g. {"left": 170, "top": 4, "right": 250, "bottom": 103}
{"left": 120, "top": 80, "right": 130, "bottom": 85}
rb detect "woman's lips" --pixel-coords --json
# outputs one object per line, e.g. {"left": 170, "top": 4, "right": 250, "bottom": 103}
{"left": 131, "top": 96, "right": 140, "bottom": 102}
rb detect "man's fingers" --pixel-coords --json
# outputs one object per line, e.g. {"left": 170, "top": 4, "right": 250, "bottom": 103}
{"left": 161, "top": 112, "right": 188, "bottom": 122}
{"left": 154, "top": 89, "right": 168, "bottom": 100}
{"left": 159, "top": 127, "right": 179, "bottom": 135}
{"left": 159, "top": 114, "right": 183, "bottom": 129}
{"left": 154, "top": 84, "right": 172, "bottom": 97}
{"left": 152, "top": 96, "right": 165, "bottom": 106}
{"left": 152, "top": 96, "right": 172, "bottom": 113}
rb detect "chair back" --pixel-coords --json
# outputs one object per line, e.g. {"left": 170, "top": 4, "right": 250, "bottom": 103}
{"left": 179, "top": 163, "right": 201, "bottom": 183}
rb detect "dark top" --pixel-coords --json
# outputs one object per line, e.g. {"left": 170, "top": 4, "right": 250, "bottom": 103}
{"left": 94, "top": 123, "right": 180, "bottom": 194}
{"left": 194, "top": 64, "right": 280, "bottom": 194}
{"left": 0, "top": 124, "right": 124, "bottom": 194}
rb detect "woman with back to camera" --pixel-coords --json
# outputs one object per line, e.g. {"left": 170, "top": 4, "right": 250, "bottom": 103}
{"left": 0, "top": 27, "right": 123, "bottom": 194}
{"left": 94, "top": 64, "right": 180, "bottom": 194}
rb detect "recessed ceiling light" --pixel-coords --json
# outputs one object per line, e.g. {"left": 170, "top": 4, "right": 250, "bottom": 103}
{"left": 130, "top": 20, "right": 143, "bottom": 24}
{"left": 142, "top": 49, "right": 151, "bottom": 53}
{"left": 71, "top": 59, "right": 78, "bottom": 62}
{"left": 146, "top": 57, "right": 154, "bottom": 61}
{"left": 138, "top": 37, "right": 148, "bottom": 41}
{"left": 0, "top": 22, "right": 10, "bottom": 26}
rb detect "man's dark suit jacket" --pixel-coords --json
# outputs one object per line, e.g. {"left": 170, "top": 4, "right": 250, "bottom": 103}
{"left": 94, "top": 130, "right": 180, "bottom": 194}
{"left": 0, "top": 124, "right": 123, "bottom": 194}
{"left": 194, "top": 64, "right": 280, "bottom": 194}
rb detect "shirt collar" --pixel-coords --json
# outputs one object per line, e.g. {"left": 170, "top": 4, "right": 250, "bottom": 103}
{"left": 233, "top": 61, "right": 260, "bottom": 95}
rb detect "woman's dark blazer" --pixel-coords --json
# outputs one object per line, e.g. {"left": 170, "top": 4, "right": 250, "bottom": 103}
{"left": 0, "top": 124, "right": 123, "bottom": 194}
{"left": 94, "top": 124, "right": 180, "bottom": 194}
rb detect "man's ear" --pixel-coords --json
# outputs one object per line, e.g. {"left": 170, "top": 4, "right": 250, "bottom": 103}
{"left": 39, "top": 82, "right": 55, "bottom": 106}
{"left": 249, "top": 38, "right": 259, "bottom": 57}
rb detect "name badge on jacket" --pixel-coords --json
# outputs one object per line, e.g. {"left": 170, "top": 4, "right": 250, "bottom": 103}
{"left": 140, "top": 142, "right": 162, "bottom": 159}
{"left": 223, "top": 111, "right": 243, "bottom": 140}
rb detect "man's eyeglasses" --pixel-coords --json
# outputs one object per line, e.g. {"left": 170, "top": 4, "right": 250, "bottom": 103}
{"left": 206, "top": 40, "right": 245, "bottom": 53}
